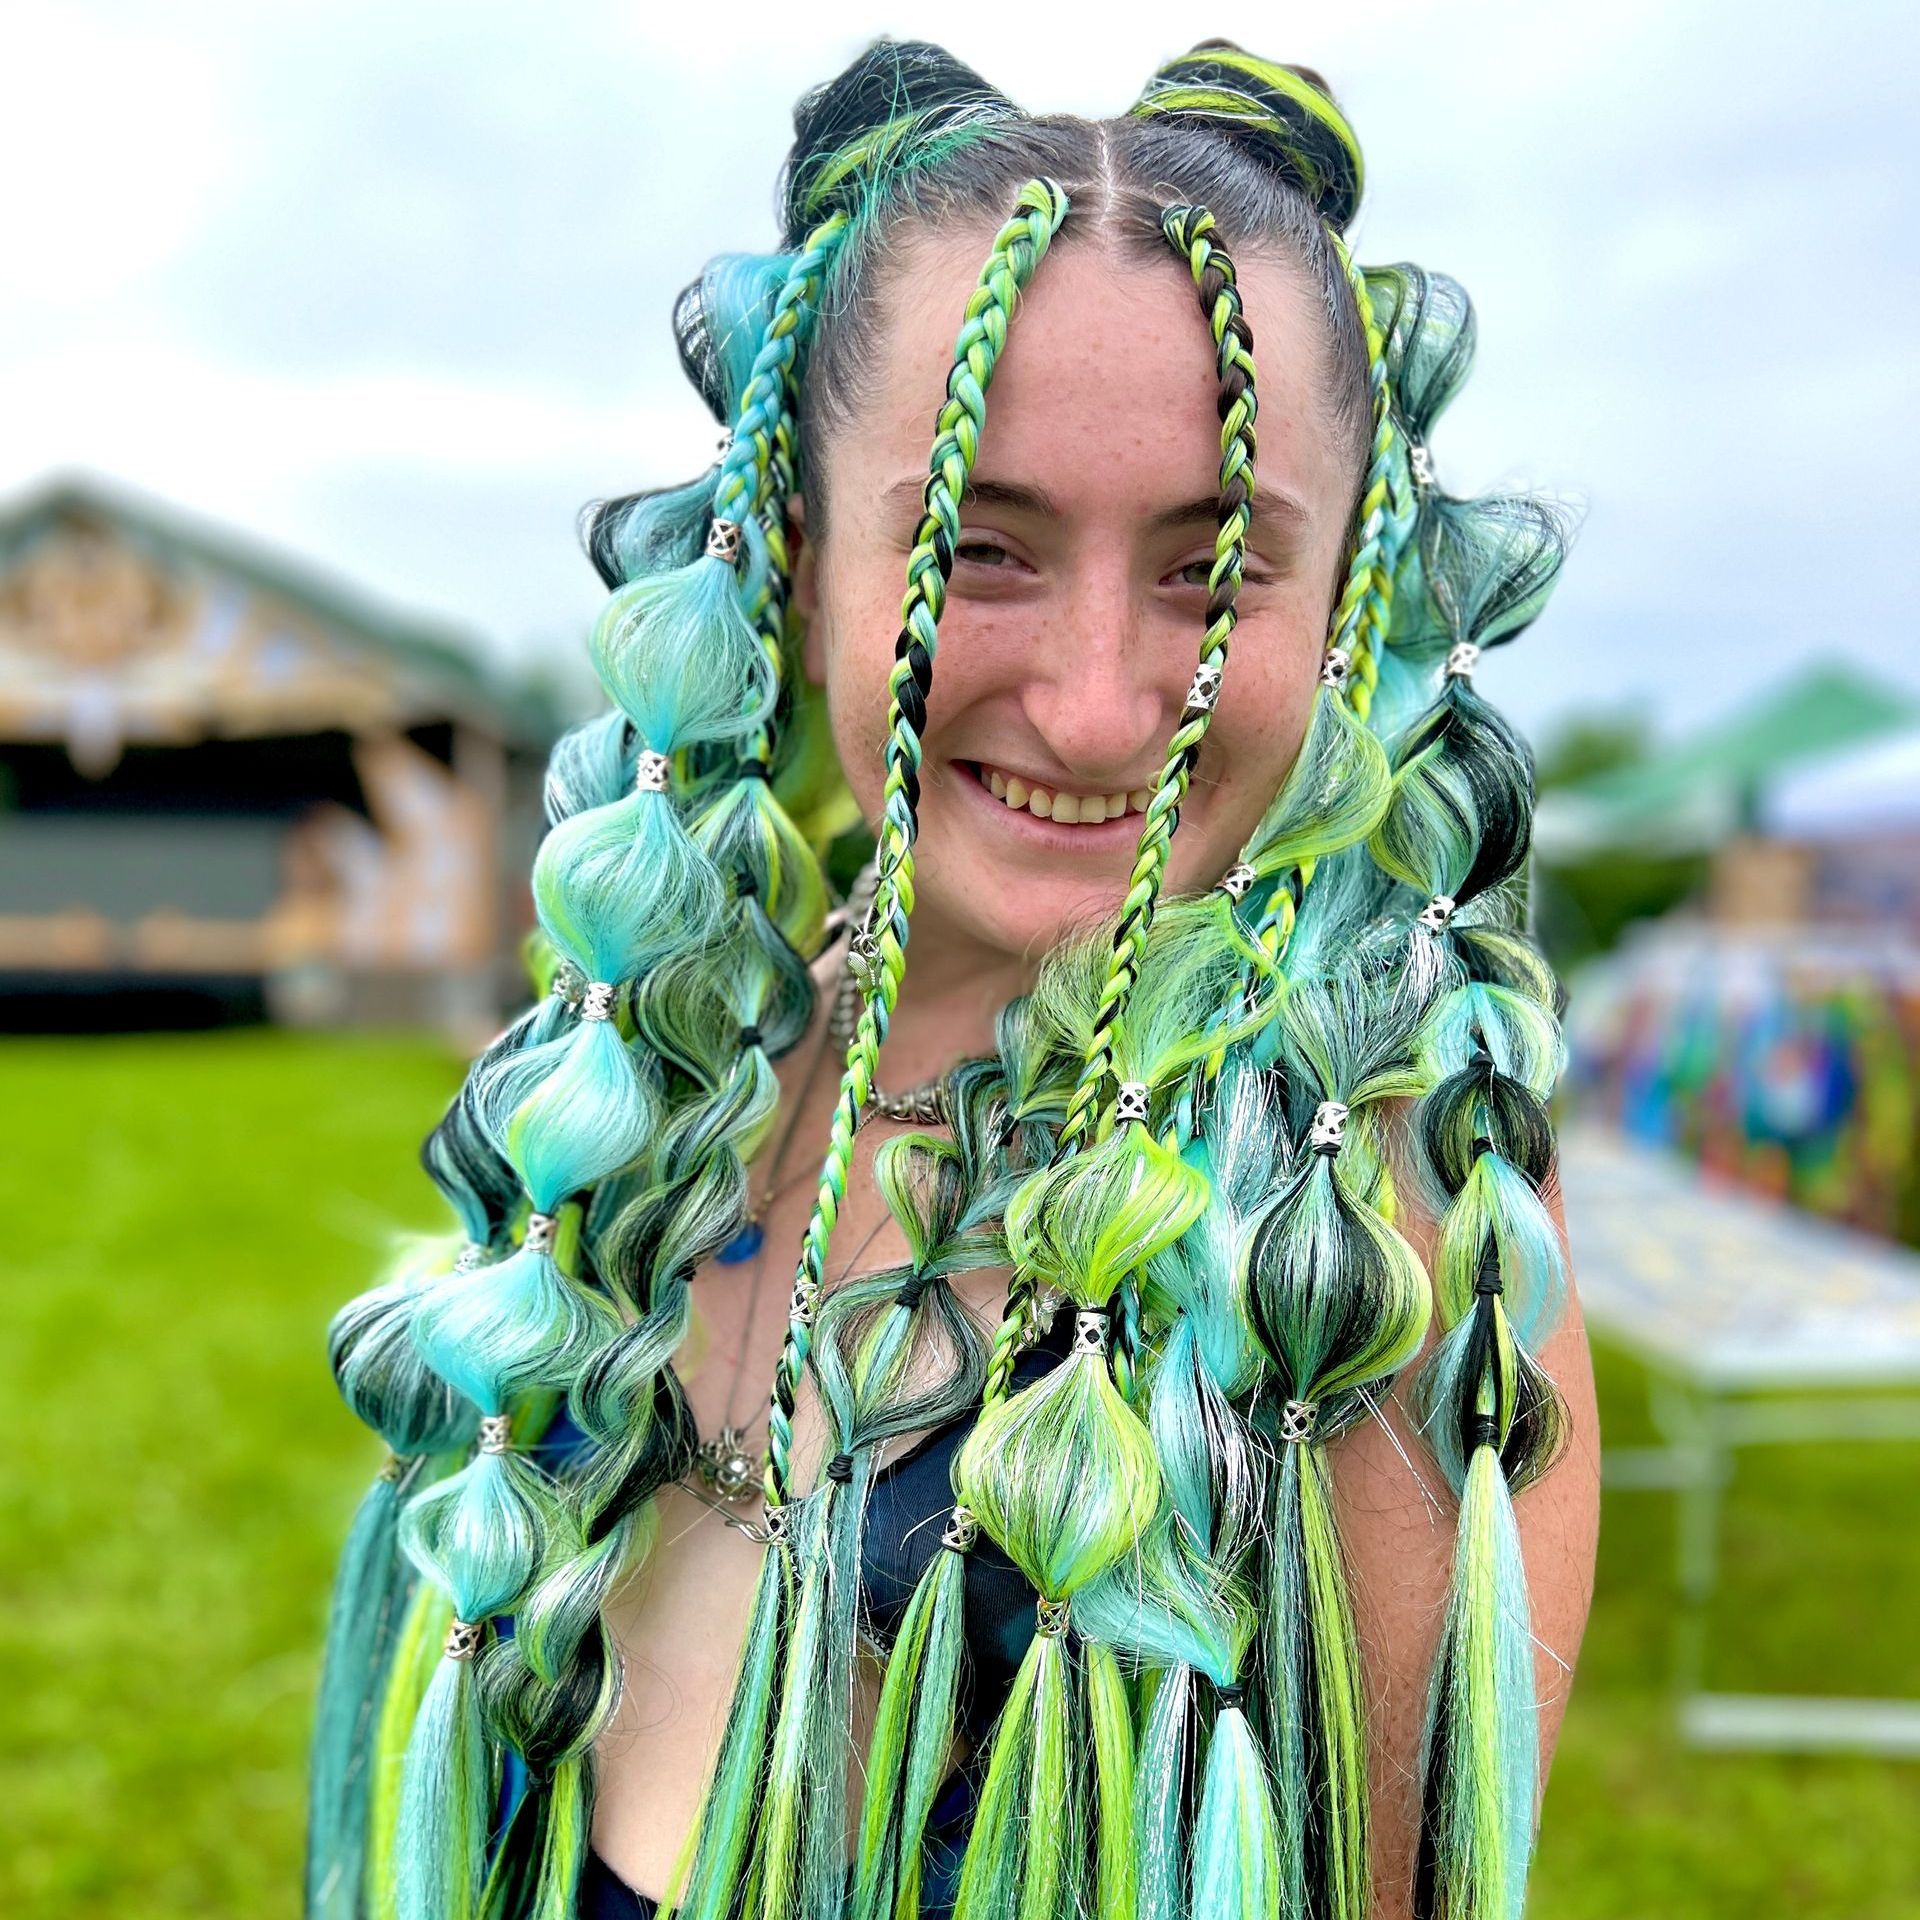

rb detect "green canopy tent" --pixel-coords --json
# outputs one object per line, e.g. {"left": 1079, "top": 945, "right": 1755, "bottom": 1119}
{"left": 1535, "top": 667, "right": 1920, "bottom": 860}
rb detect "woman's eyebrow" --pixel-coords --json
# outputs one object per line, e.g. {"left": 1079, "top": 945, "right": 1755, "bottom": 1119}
{"left": 883, "top": 475, "right": 1311, "bottom": 537}
{"left": 1147, "top": 491, "right": 1314, "bottom": 540}
{"left": 881, "top": 477, "right": 1059, "bottom": 517}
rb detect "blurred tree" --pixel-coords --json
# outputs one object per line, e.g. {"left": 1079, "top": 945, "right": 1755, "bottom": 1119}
{"left": 1532, "top": 706, "right": 1709, "bottom": 969}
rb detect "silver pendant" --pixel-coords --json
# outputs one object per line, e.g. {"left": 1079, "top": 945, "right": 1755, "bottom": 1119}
{"left": 695, "top": 1427, "right": 759, "bottom": 1503}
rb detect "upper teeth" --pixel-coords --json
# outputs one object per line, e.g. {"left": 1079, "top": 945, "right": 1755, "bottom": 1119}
{"left": 981, "top": 765, "right": 1152, "bottom": 824}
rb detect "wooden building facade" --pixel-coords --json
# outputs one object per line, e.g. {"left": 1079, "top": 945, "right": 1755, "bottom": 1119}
{"left": 0, "top": 481, "right": 549, "bottom": 1029}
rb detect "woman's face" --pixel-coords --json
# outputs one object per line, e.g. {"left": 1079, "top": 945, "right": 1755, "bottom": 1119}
{"left": 793, "top": 221, "right": 1358, "bottom": 967}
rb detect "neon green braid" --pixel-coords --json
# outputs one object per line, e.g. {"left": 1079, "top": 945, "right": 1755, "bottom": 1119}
{"left": 982, "top": 201, "right": 1260, "bottom": 1408}
{"left": 761, "top": 178, "right": 1071, "bottom": 1509}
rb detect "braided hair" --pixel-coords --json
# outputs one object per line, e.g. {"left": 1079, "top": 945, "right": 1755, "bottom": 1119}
{"left": 308, "top": 35, "right": 1575, "bottom": 1920}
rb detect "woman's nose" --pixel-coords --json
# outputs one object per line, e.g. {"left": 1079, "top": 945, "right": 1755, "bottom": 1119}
{"left": 1017, "top": 562, "right": 1170, "bottom": 780}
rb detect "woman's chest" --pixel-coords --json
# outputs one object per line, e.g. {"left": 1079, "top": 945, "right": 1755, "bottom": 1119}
{"left": 586, "top": 1120, "right": 1009, "bottom": 1893}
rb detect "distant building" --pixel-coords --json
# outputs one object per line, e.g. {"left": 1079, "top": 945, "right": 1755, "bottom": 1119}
{"left": 0, "top": 479, "right": 552, "bottom": 1029}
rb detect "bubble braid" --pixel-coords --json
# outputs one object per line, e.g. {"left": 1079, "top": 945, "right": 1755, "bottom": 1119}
{"left": 322, "top": 193, "right": 874, "bottom": 1920}
{"left": 310, "top": 35, "right": 1575, "bottom": 1920}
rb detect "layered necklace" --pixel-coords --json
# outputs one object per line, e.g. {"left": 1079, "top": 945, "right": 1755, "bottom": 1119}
{"left": 689, "top": 865, "right": 950, "bottom": 1504}
{"left": 828, "top": 860, "right": 950, "bottom": 1125}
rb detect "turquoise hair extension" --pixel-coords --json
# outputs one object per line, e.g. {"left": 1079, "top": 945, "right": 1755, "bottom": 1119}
{"left": 851, "top": 1067, "right": 1030, "bottom": 1920}
{"left": 688, "top": 213, "right": 852, "bottom": 1019}
{"left": 750, "top": 1135, "right": 993, "bottom": 1920}
{"left": 1192, "top": 1702, "right": 1282, "bottom": 1920}
{"left": 308, "top": 1258, "right": 478, "bottom": 1920}
{"left": 455, "top": 225, "right": 878, "bottom": 1919}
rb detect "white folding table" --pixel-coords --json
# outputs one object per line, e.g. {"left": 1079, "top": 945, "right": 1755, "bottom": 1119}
{"left": 1558, "top": 1121, "right": 1920, "bottom": 1753}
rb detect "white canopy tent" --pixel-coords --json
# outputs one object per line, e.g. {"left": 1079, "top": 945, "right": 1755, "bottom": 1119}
{"left": 1763, "top": 726, "right": 1920, "bottom": 840}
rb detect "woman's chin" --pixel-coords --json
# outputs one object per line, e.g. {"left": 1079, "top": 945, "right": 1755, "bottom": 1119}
{"left": 912, "top": 847, "right": 1134, "bottom": 968}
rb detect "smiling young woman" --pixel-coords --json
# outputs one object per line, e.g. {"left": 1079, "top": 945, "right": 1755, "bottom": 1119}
{"left": 308, "top": 37, "right": 1600, "bottom": 1920}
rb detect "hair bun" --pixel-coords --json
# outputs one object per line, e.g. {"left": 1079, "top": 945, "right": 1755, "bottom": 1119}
{"left": 781, "top": 36, "right": 1021, "bottom": 245}
{"left": 1130, "top": 43, "right": 1364, "bottom": 230}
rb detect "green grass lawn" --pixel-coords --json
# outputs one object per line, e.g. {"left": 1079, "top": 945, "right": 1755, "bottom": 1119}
{"left": 3, "top": 1032, "right": 1916, "bottom": 1917}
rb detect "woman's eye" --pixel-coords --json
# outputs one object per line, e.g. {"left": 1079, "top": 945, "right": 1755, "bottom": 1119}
{"left": 955, "top": 537, "right": 1018, "bottom": 568}
{"left": 1173, "top": 557, "right": 1275, "bottom": 589}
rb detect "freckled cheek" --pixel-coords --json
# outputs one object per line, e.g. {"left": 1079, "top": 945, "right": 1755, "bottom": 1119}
{"left": 1198, "top": 635, "right": 1321, "bottom": 828}
{"left": 824, "top": 596, "right": 1027, "bottom": 771}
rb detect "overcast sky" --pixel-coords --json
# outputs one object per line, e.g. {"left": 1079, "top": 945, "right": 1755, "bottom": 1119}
{"left": 4, "top": 0, "right": 1913, "bottom": 745}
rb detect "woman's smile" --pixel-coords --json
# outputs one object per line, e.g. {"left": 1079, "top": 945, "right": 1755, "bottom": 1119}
{"left": 948, "top": 757, "right": 1162, "bottom": 853}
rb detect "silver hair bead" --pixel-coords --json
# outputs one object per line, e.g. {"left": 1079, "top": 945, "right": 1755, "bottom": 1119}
{"left": 941, "top": 1505, "right": 979, "bottom": 1554}
{"left": 477, "top": 1414, "right": 513, "bottom": 1455}
{"left": 524, "top": 1211, "right": 557, "bottom": 1255}
{"left": 635, "top": 749, "right": 672, "bottom": 794}
{"left": 789, "top": 1276, "right": 817, "bottom": 1327}
{"left": 871, "top": 1081, "right": 947, "bottom": 1126}
{"left": 1320, "top": 646, "right": 1352, "bottom": 690}
{"left": 1072, "top": 1309, "right": 1111, "bottom": 1357}
{"left": 1417, "top": 894, "right": 1458, "bottom": 933}
{"left": 444, "top": 1619, "right": 485, "bottom": 1661}
{"left": 715, "top": 427, "right": 733, "bottom": 456}
{"left": 1279, "top": 1398, "right": 1320, "bottom": 1444}
{"left": 1309, "top": 1100, "right": 1351, "bottom": 1154}
{"left": 1219, "top": 862, "right": 1257, "bottom": 902}
{"left": 741, "top": 1503, "right": 791, "bottom": 1549}
{"left": 453, "top": 1242, "right": 486, "bottom": 1274}
{"left": 1035, "top": 1596, "right": 1072, "bottom": 1638}
{"left": 846, "top": 925, "right": 882, "bottom": 996}
{"left": 550, "top": 962, "right": 585, "bottom": 1007}
{"left": 1409, "top": 441, "right": 1436, "bottom": 488}
{"left": 704, "top": 517, "right": 743, "bottom": 564}
{"left": 579, "top": 979, "right": 617, "bottom": 1022}
{"left": 1186, "top": 661, "right": 1224, "bottom": 712}
{"left": 1017, "top": 1285, "right": 1066, "bottom": 1356}
{"left": 378, "top": 1451, "right": 407, "bottom": 1484}
{"left": 1445, "top": 641, "right": 1481, "bottom": 679}
{"left": 1114, "top": 1080, "right": 1150, "bottom": 1124}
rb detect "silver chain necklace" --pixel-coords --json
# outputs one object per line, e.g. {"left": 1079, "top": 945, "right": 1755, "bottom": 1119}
{"left": 830, "top": 862, "right": 949, "bottom": 1126}
{"left": 690, "top": 868, "right": 950, "bottom": 1503}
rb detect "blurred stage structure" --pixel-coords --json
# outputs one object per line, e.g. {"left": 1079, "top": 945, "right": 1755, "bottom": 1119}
{"left": 0, "top": 480, "right": 550, "bottom": 1029}
{"left": 1545, "top": 667, "right": 1920, "bottom": 1247}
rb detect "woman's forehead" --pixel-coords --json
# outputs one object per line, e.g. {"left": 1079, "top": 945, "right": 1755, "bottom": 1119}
{"left": 850, "top": 222, "right": 1345, "bottom": 520}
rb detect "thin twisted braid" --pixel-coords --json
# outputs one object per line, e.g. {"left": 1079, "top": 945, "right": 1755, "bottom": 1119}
{"left": 982, "top": 201, "right": 1259, "bottom": 1409}
{"left": 1200, "top": 231, "right": 1400, "bottom": 1065}
{"left": 761, "top": 178, "right": 1070, "bottom": 1509}
{"left": 731, "top": 211, "right": 851, "bottom": 771}
{"left": 1325, "top": 232, "right": 1391, "bottom": 722}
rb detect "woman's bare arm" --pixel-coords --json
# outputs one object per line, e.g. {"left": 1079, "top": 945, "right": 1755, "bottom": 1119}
{"left": 1334, "top": 1172, "right": 1602, "bottom": 1918}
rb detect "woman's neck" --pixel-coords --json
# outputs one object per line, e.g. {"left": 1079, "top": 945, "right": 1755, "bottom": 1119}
{"left": 870, "top": 892, "right": 1034, "bottom": 1091}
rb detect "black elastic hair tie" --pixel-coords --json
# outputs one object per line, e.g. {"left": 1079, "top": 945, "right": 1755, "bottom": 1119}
{"left": 825, "top": 1452, "right": 854, "bottom": 1484}
{"left": 1467, "top": 1413, "right": 1501, "bottom": 1452}
{"left": 894, "top": 1269, "right": 935, "bottom": 1310}
{"left": 1217, "top": 1681, "right": 1247, "bottom": 1710}
{"left": 739, "top": 1025, "right": 764, "bottom": 1051}
{"left": 735, "top": 760, "right": 770, "bottom": 781}
{"left": 1472, "top": 1138, "right": 1495, "bottom": 1160}
{"left": 1473, "top": 1270, "right": 1505, "bottom": 1297}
